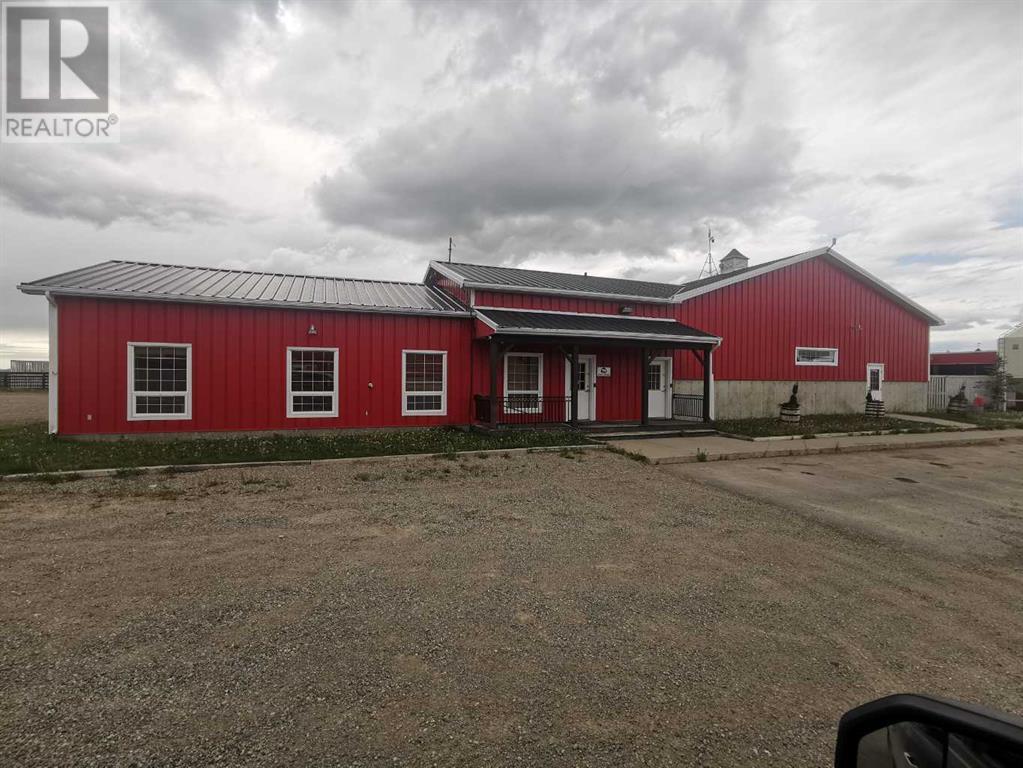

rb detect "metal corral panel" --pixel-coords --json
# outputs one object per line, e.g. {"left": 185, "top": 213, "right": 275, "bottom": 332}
{"left": 20, "top": 261, "right": 470, "bottom": 316}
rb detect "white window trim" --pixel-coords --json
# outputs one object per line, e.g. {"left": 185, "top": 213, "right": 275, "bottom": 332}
{"left": 286, "top": 346, "right": 339, "bottom": 418}
{"left": 504, "top": 351, "right": 544, "bottom": 413}
{"left": 401, "top": 349, "right": 448, "bottom": 416}
{"left": 795, "top": 346, "right": 839, "bottom": 367}
{"left": 126, "top": 342, "right": 193, "bottom": 421}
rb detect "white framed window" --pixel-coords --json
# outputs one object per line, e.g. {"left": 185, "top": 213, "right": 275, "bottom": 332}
{"left": 795, "top": 346, "right": 839, "bottom": 367}
{"left": 402, "top": 350, "right": 447, "bottom": 416}
{"left": 127, "top": 343, "right": 192, "bottom": 420}
{"left": 504, "top": 352, "right": 543, "bottom": 413}
{"left": 287, "top": 347, "right": 339, "bottom": 418}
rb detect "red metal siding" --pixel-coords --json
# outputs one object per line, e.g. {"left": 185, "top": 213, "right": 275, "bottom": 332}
{"left": 930, "top": 351, "right": 997, "bottom": 366}
{"left": 473, "top": 290, "right": 673, "bottom": 318}
{"left": 57, "top": 297, "right": 473, "bottom": 435}
{"left": 430, "top": 274, "right": 471, "bottom": 306}
{"left": 672, "top": 258, "right": 930, "bottom": 382}
{"left": 470, "top": 341, "right": 668, "bottom": 423}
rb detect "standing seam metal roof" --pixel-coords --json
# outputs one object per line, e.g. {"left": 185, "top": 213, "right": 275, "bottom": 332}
{"left": 18, "top": 260, "right": 471, "bottom": 316}
{"left": 431, "top": 261, "right": 682, "bottom": 300}
{"left": 476, "top": 308, "right": 717, "bottom": 341}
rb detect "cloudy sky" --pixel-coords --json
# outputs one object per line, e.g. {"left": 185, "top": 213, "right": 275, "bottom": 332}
{"left": 1, "top": 0, "right": 1021, "bottom": 365}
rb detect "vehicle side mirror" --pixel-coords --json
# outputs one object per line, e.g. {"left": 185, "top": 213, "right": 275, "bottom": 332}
{"left": 835, "top": 694, "right": 1023, "bottom": 768}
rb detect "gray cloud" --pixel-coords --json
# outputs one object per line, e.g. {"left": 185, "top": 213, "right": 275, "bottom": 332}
{"left": 869, "top": 172, "right": 923, "bottom": 189}
{"left": 558, "top": 1, "right": 768, "bottom": 108}
{"left": 314, "top": 85, "right": 799, "bottom": 261}
{"left": 417, "top": 0, "right": 547, "bottom": 84}
{"left": 144, "top": 0, "right": 281, "bottom": 68}
{"left": 0, "top": 148, "right": 232, "bottom": 228}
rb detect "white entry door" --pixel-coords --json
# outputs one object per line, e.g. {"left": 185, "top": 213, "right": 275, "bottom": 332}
{"left": 647, "top": 357, "right": 672, "bottom": 418}
{"left": 566, "top": 355, "right": 596, "bottom": 421}
{"left": 867, "top": 363, "right": 885, "bottom": 400}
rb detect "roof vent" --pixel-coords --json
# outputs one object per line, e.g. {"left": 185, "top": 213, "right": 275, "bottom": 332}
{"left": 719, "top": 249, "right": 749, "bottom": 275}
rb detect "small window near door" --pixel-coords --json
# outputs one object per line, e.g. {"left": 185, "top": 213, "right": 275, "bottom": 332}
{"left": 869, "top": 367, "right": 881, "bottom": 391}
{"left": 646, "top": 363, "right": 662, "bottom": 391}
{"left": 795, "top": 347, "right": 839, "bottom": 366}
{"left": 505, "top": 352, "right": 543, "bottom": 413}
{"left": 287, "top": 347, "right": 338, "bottom": 417}
{"left": 402, "top": 350, "right": 447, "bottom": 415}
{"left": 575, "top": 360, "right": 589, "bottom": 392}
{"left": 128, "top": 343, "right": 192, "bottom": 420}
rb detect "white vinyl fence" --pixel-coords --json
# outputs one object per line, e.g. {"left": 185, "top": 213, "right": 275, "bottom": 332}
{"left": 927, "top": 375, "right": 990, "bottom": 411}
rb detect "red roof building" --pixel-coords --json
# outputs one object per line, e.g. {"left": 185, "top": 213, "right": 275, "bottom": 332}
{"left": 19, "top": 247, "right": 941, "bottom": 435}
{"left": 929, "top": 350, "right": 998, "bottom": 376}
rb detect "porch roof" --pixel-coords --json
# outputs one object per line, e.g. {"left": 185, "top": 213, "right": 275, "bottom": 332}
{"left": 475, "top": 308, "right": 719, "bottom": 346}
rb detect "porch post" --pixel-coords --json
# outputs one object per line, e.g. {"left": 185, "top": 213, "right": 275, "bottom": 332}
{"left": 489, "top": 339, "right": 501, "bottom": 428}
{"left": 702, "top": 346, "right": 712, "bottom": 422}
{"left": 569, "top": 345, "right": 579, "bottom": 426}
{"left": 640, "top": 347, "right": 650, "bottom": 426}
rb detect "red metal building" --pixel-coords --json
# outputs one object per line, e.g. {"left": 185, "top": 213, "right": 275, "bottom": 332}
{"left": 929, "top": 350, "right": 998, "bottom": 376}
{"left": 19, "top": 247, "right": 941, "bottom": 435}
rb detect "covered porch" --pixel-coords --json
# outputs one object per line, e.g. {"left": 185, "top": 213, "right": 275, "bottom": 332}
{"left": 471, "top": 309, "right": 720, "bottom": 430}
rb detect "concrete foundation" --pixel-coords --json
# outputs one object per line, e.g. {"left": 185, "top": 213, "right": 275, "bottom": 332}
{"left": 673, "top": 379, "right": 927, "bottom": 419}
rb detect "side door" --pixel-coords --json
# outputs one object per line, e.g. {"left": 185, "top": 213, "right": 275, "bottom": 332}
{"left": 867, "top": 363, "right": 885, "bottom": 401}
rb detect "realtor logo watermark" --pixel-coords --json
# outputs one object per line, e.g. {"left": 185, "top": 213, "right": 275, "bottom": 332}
{"left": 2, "top": 0, "right": 119, "bottom": 142}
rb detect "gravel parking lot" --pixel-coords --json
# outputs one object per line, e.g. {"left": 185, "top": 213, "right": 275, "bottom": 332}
{"left": 2, "top": 445, "right": 1021, "bottom": 767}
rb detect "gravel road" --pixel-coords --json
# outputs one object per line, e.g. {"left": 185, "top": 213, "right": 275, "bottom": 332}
{"left": 1, "top": 446, "right": 1020, "bottom": 767}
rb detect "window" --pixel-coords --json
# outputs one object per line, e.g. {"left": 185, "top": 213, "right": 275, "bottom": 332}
{"left": 287, "top": 347, "right": 338, "bottom": 417}
{"left": 646, "top": 363, "right": 662, "bottom": 392}
{"left": 128, "top": 343, "right": 191, "bottom": 420}
{"left": 505, "top": 352, "right": 543, "bottom": 412}
{"left": 795, "top": 347, "right": 839, "bottom": 366}
{"left": 402, "top": 350, "right": 447, "bottom": 415}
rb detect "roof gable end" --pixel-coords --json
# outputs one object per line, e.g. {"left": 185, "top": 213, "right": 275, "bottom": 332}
{"left": 671, "top": 247, "right": 943, "bottom": 326}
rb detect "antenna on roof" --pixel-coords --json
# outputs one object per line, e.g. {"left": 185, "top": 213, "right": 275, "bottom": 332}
{"left": 699, "top": 227, "right": 717, "bottom": 279}
{"left": 448, "top": 237, "right": 454, "bottom": 263}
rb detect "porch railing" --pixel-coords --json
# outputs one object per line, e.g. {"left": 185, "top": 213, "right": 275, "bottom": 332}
{"left": 474, "top": 395, "right": 571, "bottom": 425}
{"left": 672, "top": 393, "right": 704, "bottom": 420}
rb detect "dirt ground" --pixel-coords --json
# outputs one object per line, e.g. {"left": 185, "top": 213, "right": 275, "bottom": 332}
{"left": 0, "top": 390, "right": 47, "bottom": 425}
{"left": 1, "top": 445, "right": 1021, "bottom": 767}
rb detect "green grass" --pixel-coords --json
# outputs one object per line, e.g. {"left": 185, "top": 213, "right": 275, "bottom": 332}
{"left": 913, "top": 410, "right": 1023, "bottom": 430}
{"left": 714, "top": 413, "right": 955, "bottom": 438}
{"left": 0, "top": 422, "right": 591, "bottom": 476}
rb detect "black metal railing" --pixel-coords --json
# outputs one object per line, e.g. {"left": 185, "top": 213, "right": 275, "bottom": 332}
{"left": 672, "top": 393, "right": 703, "bottom": 420}
{"left": 0, "top": 371, "right": 49, "bottom": 390}
{"left": 474, "top": 395, "right": 572, "bottom": 425}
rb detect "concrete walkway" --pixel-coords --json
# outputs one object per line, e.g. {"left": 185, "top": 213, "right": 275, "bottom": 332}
{"left": 608, "top": 428, "right": 1023, "bottom": 465}
{"left": 888, "top": 413, "right": 976, "bottom": 429}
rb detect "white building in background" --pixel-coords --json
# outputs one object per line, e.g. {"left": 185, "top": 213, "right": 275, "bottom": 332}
{"left": 998, "top": 323, "right": 1023, "bottom": 379}
{"left": 998, "top": 323, "right": 1023, "bottom": 408}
